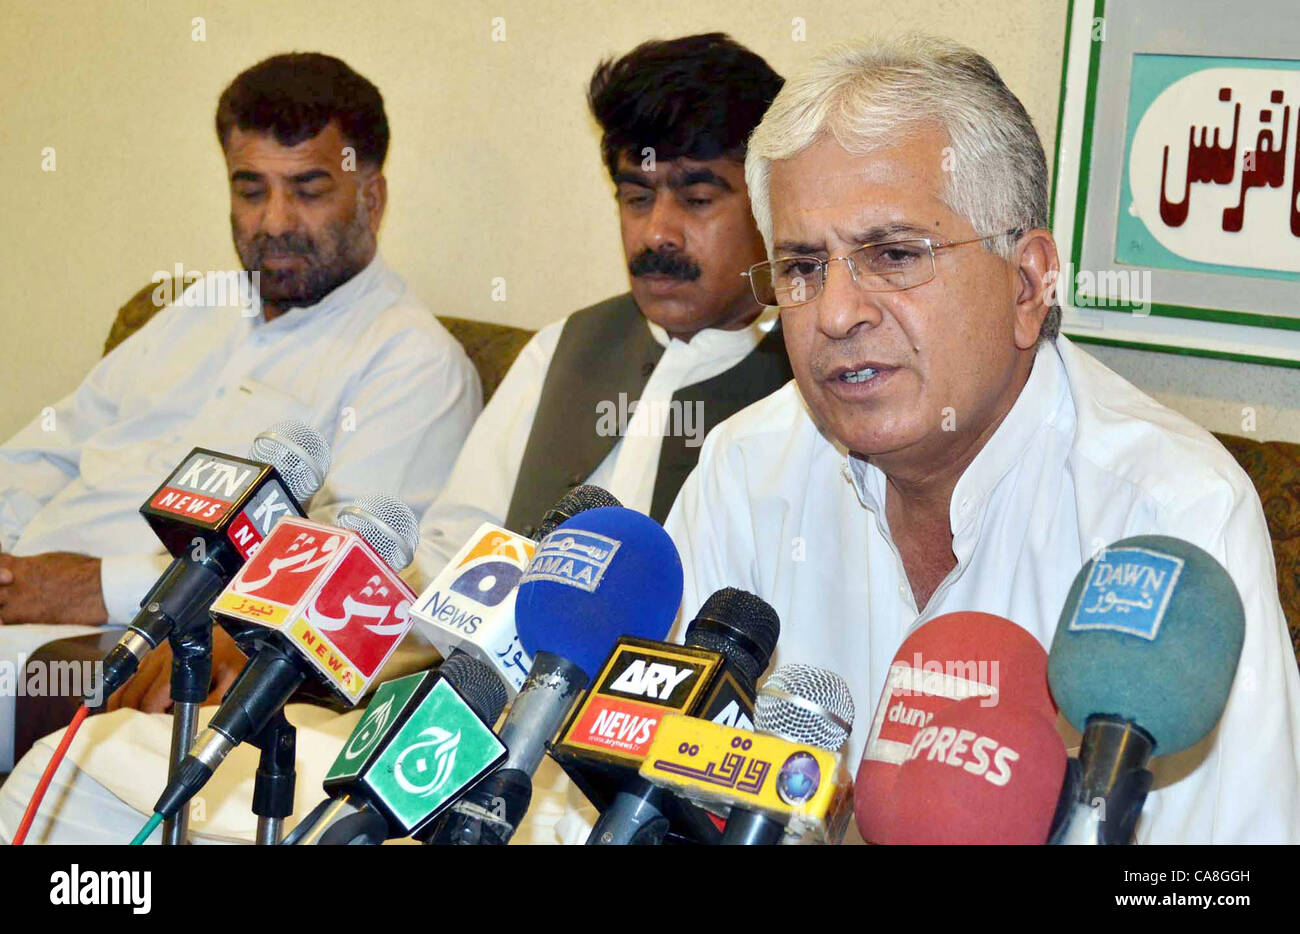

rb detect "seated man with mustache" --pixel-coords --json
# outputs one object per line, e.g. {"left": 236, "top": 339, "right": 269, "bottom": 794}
{"left": 0, "top": 53, "right": 479, "bottom": 836}
{"left": 665, "top": 36, "right": 1300, "bottom": 842}
{"left": 410, "top": 33, "right": 791, "bottom": 843}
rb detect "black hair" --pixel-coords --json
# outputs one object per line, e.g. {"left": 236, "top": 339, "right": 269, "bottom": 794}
{"left": 216, "top": 52, "right": 388, "bottom": 168}
{"left": 588, "top": 33, "right": 783, "bottom": 177}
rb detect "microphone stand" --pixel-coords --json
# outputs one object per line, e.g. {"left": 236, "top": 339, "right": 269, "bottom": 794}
{"left": 162, "top": 619, "right": 213, "bottom": 845}
{"left": 250, "top": 709, "right": 297, "bottom": 845}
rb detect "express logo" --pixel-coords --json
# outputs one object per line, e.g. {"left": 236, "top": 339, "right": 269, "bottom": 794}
{"left": 394, "top": 726, "right": 461, "bottom": 797}
{"left": 775, "top": 751, "right": 822, "bottom": 806}
{"left": 520, "top": 529, "right": 621, "bottom": 593}
{"left": 1068, "top": 547, "right": 1184, "bottom": 641}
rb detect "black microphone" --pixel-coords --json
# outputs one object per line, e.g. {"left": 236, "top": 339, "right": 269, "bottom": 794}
{"left": 96, "top": 420, "right": 330, "bottom": 699}
{"left": 151, "top": 494, "right": 419, "bottom": 822}
{"left": 561, "top": 588, "right": 780, "bottom": 845}
{"left": 283, "top": 652, "right": 510, "bottom": 844}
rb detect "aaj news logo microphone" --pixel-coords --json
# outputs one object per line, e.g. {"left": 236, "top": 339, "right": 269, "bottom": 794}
{"left": 410, "top": 485, "right": 622, "bottom": 694}
{"left": 639, "top": 664, "right": 857, "bottom": 845}
{"left": 151, "top": 494, "right": 420, "bottom": 822}
{"left": 284, "top": 652, "right": 510, "bottom": 844}
{"left": 854, "top": 611, "right": 1055, "bottom": 843}
{"left": 1046, "top": 535, "right": 1245, "bottom": 845}
{"left": 423, "top": 505, "right": 683, "bottom": 845}
{"left": 878, "top": 696, "right": 1067, "bottom": 844}
{"left": 97, "top": 421, "right": 331, "bottom": 698}
{"left": 546, "top": 588, "right": 779, "bottom": 845}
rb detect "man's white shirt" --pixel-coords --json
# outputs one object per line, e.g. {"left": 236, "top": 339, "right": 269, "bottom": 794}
{"left": 664, "top": 335, "right": 1300, "bottom": 844}
{"left": 411, "top": 302, "right": 776, "bottom": 582}
{"left": 0, "top": 254, "right": 480, "bottom": 773}
{"left": 0, "top": 254, "right": 481, "bottom": 623}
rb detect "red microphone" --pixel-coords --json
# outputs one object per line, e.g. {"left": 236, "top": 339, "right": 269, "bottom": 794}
{"left": 878, "top": 696, "right": 1067, "bottom": 844}
{"left": 855, "top": 611, "right": 1054, "bottom": 843}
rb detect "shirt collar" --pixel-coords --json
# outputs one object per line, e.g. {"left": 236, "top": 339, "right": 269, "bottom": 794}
{"left": 247, "top": 253, "right": 387, "bottom": 336}
{"left": 644, "top": 305, "right": 779, "bottom": 353}
{"left": 846, "top": 339, "right": 1068, "bottom": 531}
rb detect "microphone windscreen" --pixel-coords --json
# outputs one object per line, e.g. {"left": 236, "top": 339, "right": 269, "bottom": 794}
{"left": 880, "top": 697, "right": 1067, "bottom": 845}
{"left": 856, "top": 611, "right": 1052, "bottom": 843}
{"left": 1048, "top": 534, "right": 1245, "bottom": 755}
{"left": 515, "top": 506, "right": 683, "bottom": 680}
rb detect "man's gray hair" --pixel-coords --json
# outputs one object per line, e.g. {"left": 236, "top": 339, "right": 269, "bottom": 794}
{"left": 744, "top": 34, "right": 1060, "bottom": 340}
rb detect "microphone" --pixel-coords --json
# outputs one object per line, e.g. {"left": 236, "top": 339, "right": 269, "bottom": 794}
{"left": 638, "top": 664, "right": 857, "bottom": 845}
{"left": 411, "top": 485, "right": 621, "bottom": 693}
{"left": 151, "top": 494, "right": 420, "bottom": 821}
{"left": 877, "top": 696, "right": 1067, "bottom": 844}
{"left": 1046, "top": 535, "right": 1245, "bottom": 845}
{"left": 854, "top": 611, "right": 1054, "bottom": 843}
{"left": 421, "top": 506, "right": 684, "bottom": 845}
{"left": 551, "top": 588, "right": 780, "bottom": 845}
{"left": 283, "top": 652, "right": 510, "bottom": 844}
{"left": 97, "top": 420, "right": 331, "bottom": 697}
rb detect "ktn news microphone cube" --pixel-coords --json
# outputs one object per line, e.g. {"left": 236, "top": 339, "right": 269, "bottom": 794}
{"left": 211, "top": 515, "right": 416, "bottom": 704}
{"left": 140, "top": 447, "right": 305, "bottom": 563}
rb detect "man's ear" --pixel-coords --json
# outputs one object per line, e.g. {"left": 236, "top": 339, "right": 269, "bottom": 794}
{"left": 360, "top": 171, "right": 387, "bottom": 235}
{"left": 1012, "top": 228, "right": 1059, "bottom": 349}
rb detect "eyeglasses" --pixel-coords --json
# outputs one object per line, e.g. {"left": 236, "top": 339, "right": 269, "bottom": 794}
{"left": 742, "top": 228, "right": 1023, "bottom": 308}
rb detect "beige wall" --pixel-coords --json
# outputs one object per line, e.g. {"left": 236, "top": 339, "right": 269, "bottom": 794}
{"left": 0, "top": 0, "right": 1067, "bottom": 440}
{"left": 5, "top": 0, "right": 1296, "bottom": 443}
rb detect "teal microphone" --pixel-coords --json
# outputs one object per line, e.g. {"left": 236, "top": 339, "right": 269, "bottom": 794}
{"left": 1046, "top": 535, "right": 1245, "bottom": 844}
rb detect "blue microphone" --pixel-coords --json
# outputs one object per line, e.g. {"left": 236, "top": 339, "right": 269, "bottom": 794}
{"left": 1046, "top": 535, "right": 1245, "bottom": 844}
{"left": 422, "top": 506, "right": 683, "bottom": 844}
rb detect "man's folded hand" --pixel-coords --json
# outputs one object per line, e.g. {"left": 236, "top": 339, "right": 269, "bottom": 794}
{"left": 0, "top": 552, "right": 108, "bottom": 626}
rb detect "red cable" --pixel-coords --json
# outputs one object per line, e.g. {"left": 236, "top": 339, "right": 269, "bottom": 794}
{"left": 11, "top": 703, "right": 90, "bottom": 845}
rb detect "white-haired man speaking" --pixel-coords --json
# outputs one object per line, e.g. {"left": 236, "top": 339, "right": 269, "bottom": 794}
{"left": 664, "top": 36, "right": 1300, "bottom": 842}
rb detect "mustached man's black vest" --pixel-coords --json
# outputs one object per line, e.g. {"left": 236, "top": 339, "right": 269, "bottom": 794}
{"left": 504, "top": 293, "right": 792, "bottom": 535}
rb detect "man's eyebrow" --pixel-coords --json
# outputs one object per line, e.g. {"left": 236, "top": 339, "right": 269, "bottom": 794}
{"left": 612, "top": 170, "right": 653, "bottom": 188}
{"left": 773, "top": 239, "right": 826, "bottom": 256}
{"left": 846, "top": 222, "right": 934, "bottom": 244}
{"left": 288, "top": 169, "right": 333, "bottom": 184}
{"left": 669, "top": 168, "right": 733, "bottom": 192}
{"left": 774, "top": 223, "right": 936, "bottom": 256}
{"left": 230, "top": 170, "right": 264, "bottom": 184}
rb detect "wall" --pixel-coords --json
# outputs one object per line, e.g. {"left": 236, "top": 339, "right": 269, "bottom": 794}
{"left": 2, "top": 0, "right": 1293, "bottom": 443}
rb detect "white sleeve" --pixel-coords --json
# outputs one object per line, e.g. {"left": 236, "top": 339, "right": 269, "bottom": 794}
{"left": 0, "top": 335, "right": 142, "bottom": 551}
{"left": 408, "top": 324, "right": 561, "bottom": 590}
{"left": 1143, "top": 481, "right": 1300, "bottom": 843}
{"left": 306, "top": 325, "right": 481, "bottom": 530}
{"left": 663, "top": 424, "right": 759, "bottom": 643}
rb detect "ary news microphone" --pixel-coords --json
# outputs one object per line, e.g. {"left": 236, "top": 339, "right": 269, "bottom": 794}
{"left": 549, "top": 588, "right": 780, "bottom": 845}
{"left": 1046, "top": 535, "right": 1245, "bottom": 845}
{"left": 96, "top": 421, "right": 331, "bottom": 698}
{"left": 412, "top": 485, "right": 621, "bottom": 693}
{"left": 879, "top": 696, "right": 1067, "bottom": 844}
{"left": 638, "top": 664, "right": 857, "bottom": 845}
{"left": 422, "top": 506, "right": 684, "bottom": 845}
{"left": 854, "top": 611, "right": 1054, "bottom": 843}
{"left": 284, "top": 652, "right": 509, "bottom": 844}
{"left": 151, "top": 494, "right": 420, "bottom": 821}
